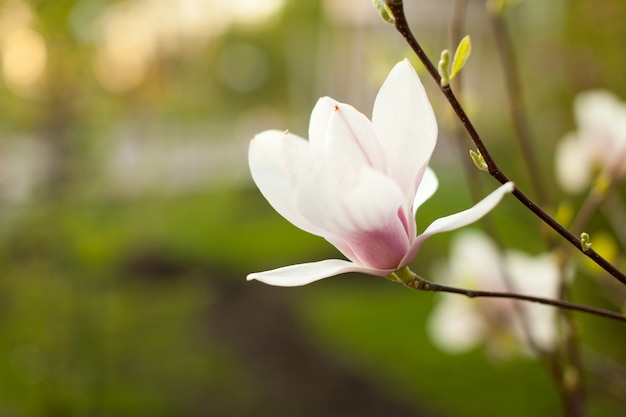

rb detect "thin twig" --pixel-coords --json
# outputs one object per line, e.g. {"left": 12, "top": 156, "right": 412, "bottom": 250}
{"left": 384, "top": 0, "right": 626, "bottom": 286}
{"left": 388, "top": 268, "right": 626, "bottom": 324}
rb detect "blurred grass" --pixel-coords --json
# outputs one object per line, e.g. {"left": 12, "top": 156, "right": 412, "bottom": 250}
{"left": 0, "top": 183, "right": 623, "bottom": 416}
{"left": 0, "top": 188, "right": 332, "bottom": 416}
{"left": 296, "top": 281, "right": 559, "bottom": 417}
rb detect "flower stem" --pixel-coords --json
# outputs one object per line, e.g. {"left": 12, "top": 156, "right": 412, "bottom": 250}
{"left": 385, "top": 0, "right": 626, "bottom": 286}
{"left": 395, "top": 268, "right": 626, "bottom": 324}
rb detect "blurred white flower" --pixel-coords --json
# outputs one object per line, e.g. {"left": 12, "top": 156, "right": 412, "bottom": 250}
{"left": 556, "top": 90, "right": 626, "bottom": 193}
{"left": 247, "top": 60, "right": 513, "bottom": 287}
{"left": 428, "top": 231, "right": 561, "bottom": 358}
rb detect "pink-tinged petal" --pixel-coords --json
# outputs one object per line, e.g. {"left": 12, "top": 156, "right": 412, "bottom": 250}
{"left": 342, "top": 223, "right": 412, "bottom": 270}
{"left": 296, "top": 167, "right": 404, "bottom": 234}
{"left": 402, "top": 166, "right": 437, "bottom": 243}
{"left": 413, "top": 166, "right": 438, "bottom": 214}
{"left": 399, "top": 182, "right": 514, "bottom": 267}
{"left": 246, "top": 259, "right": 392, "bottom": 287}
{"left": 295, "top": 167, "right": 410, "bottom": 268}
{"left": 372, "top": 59, "right": 438, "bottom": 206}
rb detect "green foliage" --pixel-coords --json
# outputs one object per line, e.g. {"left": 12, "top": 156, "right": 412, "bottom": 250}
{"left": 296, "top": 283, "right": 559, "bottom": 417}
{"left": 0, "top": 189, "right": 330, "bottom": 416}
{"left": 450, "top": 35, "right": 472, "bottom": 81}
{"left": 371, "top": 0, "right": 395, "bottom": 25}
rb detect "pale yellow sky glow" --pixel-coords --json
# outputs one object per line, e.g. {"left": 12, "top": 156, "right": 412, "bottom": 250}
{"left": 0, "top": 0, "right": 47, "bottom": 95}
{"left": 94, "top": 0, "right": 285, "bottom": 92}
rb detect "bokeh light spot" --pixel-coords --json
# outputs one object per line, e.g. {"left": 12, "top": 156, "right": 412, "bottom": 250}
{"left": 1, "top": 27, "right": 47, "bottom": 95}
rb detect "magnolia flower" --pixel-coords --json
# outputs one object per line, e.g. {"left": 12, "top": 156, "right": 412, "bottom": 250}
{"left": 556, "top": 90, "right": 626, "bottom": 193}
{"left": 247, "top": 59, "right": 513, "bottom": 286}
{"left": 428, "top": 231, "right": 561, "bottom": 357}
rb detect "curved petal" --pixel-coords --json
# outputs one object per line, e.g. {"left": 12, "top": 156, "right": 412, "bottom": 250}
{"left": 246, "top": 259, "right": 391, "bottom": 287}
{"left": 309, "top": 97, "right": 337, "bottom": 155}
{"left": 249, "top": 130, "right": 320, "bottom": 235}
{"left": 399, "top": 182, "right": 514, "bottom": 267}
{"left": 323, "top": 103, "right": 388, "bottom": 176}
{"left": 295, "top": 167, "right": 410, "bottom": 268}
{"left": 372, "top": 59, "right": 438, "bottom": 207}
{"left": 295, "top": 167, "right": 404, "bottom": 234}
{"left": 413, "top": 166, "right": 439, "bottom": 214}
{"left": 420, "top": 181, "right": 514, "bottom": 238}
{"left": 250, "top": 130, "right": 365, "bottom": 261}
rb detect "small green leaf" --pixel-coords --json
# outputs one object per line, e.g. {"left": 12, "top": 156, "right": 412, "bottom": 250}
{"left": 450, "top": 35, "right": 471, "bottom": 80}
{"left": 372, "top": 0, "right": 395, "bottom": 24}
{"left": 469, "top": 149, "right": 488, "bottom": 172}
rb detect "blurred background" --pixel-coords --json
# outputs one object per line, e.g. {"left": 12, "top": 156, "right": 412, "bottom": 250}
{"left": 0, "top": 0, "right": 624, "bottom": 416}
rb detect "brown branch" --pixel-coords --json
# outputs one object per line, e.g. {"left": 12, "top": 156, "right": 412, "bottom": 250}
{"left": 387, "top": 268, "right": 626, "bottom": 324}
{"left": 384, "top": 0, "right": 626, "bottom": 286}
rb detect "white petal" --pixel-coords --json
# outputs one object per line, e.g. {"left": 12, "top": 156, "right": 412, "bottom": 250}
{"left": 246, "top": 259, "right": 389, "bottom": 287}
{"left": 447, "top": 231, "right": 504, "bottom": 289}
{"left": 249, "top": 130, "right": 321, "bottom": 235}
{"left": 413, "top": 166, "right": 438, "bottom": 213}
{"left": 295, "top": 167, "right": 405, "bottom": 235}
{"left": 372, "top": 59, "right": 438, "bottom": 205}
{"left": 420, "top": 182, "right": 513, "bottom": 237}
{"left": 309, "top": 97, "right": 336, "bottom": 155}
{"left": 504, "top": 252, "right": 560, "bottom": 350}
{"left": 323, "top": 103, "right": 388, "bottom": 176}
{"left": 505, "top": 252, "right": 560, "bottom": 298}
{"left": 428, "top": 295, "right": 485, "bottom": 353}
{"left": 249, "top": 130, "right": 365, "bottom": 261}
{"left": 555, "top": 133, "right": 593, "bottom": 194}
{"left": 401, "top": 182, "right": 513, "bottom": 266}
{"left": 575, "top": 90, "right": 621, "bottom": 133}
{"left": 295, "top": 167, "right": 410, "bottom": 267}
